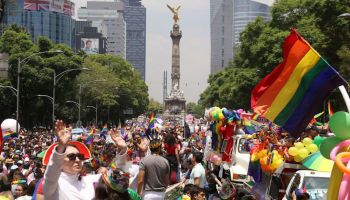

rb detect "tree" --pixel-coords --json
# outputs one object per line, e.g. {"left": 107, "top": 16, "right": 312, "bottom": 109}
{"left": 186, "top": 102, "right": 204, "bottom": 118}
{"left": 147, "top": 98, "right": 163, "bottom": 114}
{"left": 77, "top": 54, "right": 149, "bottom": 124}
{"left": 0, "top": 26, "right": 83, "bottom": 127}
{"left": 200, "top": 0, "right": 350, "bottom": 111}
{"left": 199, "top": 67, "right": 259, "bottom": 110}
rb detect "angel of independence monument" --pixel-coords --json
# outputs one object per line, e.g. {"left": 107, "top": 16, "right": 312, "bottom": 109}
{"left": 164, "top": 4, "right": 186, "bottom": 118}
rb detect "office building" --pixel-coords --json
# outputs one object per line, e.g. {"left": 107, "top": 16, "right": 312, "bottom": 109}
{"left": 124, "top": 0, "right": 146, "bottom": 80}
{"left": 78, "top": 1, "right": 126, "bottom": 56}
{"left": 3, "top": 0, "right": 75, "bottom": 48}
{"left": 210, "top": 0, "right": 273, "bottom": 74}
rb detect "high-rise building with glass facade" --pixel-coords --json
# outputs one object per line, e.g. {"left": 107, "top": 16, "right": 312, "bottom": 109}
{"left": 3, "top": 0, "right": 76, "bottom": 48}
{"left": 124, "top": 0, "right": 146, "bottom": 80}
{"left": 210, "top": 0, "right": 273, "bottom": 74}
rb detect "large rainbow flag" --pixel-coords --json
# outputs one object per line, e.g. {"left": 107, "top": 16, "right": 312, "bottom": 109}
{"left": 251, "top": 29, "right": 346, "bottom": 136}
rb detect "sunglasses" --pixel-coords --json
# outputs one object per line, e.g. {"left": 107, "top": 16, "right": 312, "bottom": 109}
{"left": 66, "top": 153, "right": 85, "bottom": 161}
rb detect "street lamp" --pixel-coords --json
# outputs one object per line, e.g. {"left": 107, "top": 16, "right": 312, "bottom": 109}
{"left": 52, "top": 67, "right": 89, "bottom": 130}
{"left": 78, "top": 79, "right": 105, "bottom": 126}
{"left": 16, "top": 50, "right": 63, "bottom": 134}
{"left": 0, "top": 85, "right": 17, "bottom": 96}
{"left": 36, "top": 95, "right": 54, "bottom": 127}
{"left": 86, "top": 104, "right": 98, "bottom": 126}
{"left": 66, "top": 100, "right": 81, "bottom": 126}
{"left": 339, "top": 13, "right": 350, "bottom": 18}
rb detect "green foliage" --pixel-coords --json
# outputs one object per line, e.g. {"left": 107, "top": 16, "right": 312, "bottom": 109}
{"left": 0, "top": 25, "right": 148, "bottom": 128}
{"left": 147, "top": 98, "right": 163, "bottom": 114}
{"left": 200, "top": 0, "right": 350, "bottom": 111}
{"left": 186, "top": 102, "right": 204, "bottom": 118}
{"left": 199, "top": 67, "right": 259, "bottom": 110}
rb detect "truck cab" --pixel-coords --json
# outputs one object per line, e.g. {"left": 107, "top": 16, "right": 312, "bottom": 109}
{"left": 282, "top": 170, "right": 330, "bottom": 200}
{"left": 229, "top": 134, "right": 251, "bottom": 184}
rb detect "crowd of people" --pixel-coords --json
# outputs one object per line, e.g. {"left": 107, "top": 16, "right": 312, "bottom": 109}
{"left": 0, "top": 117, "right": 229, "bottom": 200}
{"left": 0, "top": 112, "right": 317, "bottom": 200}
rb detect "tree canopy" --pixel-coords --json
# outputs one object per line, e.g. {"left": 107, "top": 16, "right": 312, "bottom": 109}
{"left": 200, "top": 0, "right": 350, "bottom": 111}
{"left": 0, "top": 25, "right": 148, "bottom": 127}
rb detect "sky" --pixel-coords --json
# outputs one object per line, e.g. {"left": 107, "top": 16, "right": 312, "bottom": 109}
{"left": 72, "top": 0, "right": 210, "bottom": 103}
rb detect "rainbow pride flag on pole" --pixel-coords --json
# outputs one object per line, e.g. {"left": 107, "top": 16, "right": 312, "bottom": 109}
{"left": 148, "top": 113, "right": 155, "bottom": 129}
{"left": 85, "top": 129, "right": 94, "bottom": 145}
{"left": 251, "top": 29, "right": 346, "bottom": 136}
{"left": 3, "top": 130, "right": 16, "bottom": 140}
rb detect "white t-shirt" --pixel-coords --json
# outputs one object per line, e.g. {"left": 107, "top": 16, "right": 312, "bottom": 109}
{"left": 190, "top": 163, "right": 206, "bottom": 188}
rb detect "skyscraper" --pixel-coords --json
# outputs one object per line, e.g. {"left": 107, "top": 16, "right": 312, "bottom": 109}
{"left": 124, "top": 0, "right": 146, "bottom": 80}
{"left": 78, "top": 1, "right": 126, "bottom": 56}
{"left": 3, "top": 0, "right": 76, "bottom": 48}
{"left": 210, "top": 0, "right": 273, "bottom": 74}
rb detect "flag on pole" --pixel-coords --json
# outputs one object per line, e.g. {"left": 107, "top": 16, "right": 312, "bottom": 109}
{"left": 251, "top": 29, "right": 347, "bottom": 136}
{"left": 85, "top": 129, "right": 94, "bottom": 145}
{"left": 148, "top": 113, "right": 155, "bottom": 129}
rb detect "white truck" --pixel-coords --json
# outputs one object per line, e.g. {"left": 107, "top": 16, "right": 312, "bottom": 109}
{"left": 282, "top": 170, "right": 330, "bottom": 200}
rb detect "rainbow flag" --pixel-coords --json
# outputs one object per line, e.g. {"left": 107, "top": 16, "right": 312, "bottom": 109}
{"left": 328, "top": 100, "right": 334, "bottom": 117}
{"left": 251, "top": 29, "right": 346, "bottom": 136}
{"left": 252, "top": 113, "right": 260, "bottom": 121}
{"left": 148, "top": 113, "right": 155, "bottom": 129}
{"left": 3, "top": 130, "right": 16, "bottom": 140}
{"left": 85, "top": 129, "right": 94, "bottom": 145}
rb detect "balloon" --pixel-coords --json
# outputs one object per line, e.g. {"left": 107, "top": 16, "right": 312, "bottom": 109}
{"left": 329, "top": 111, "right": 350, "bottom": 140}
{"left": 338, "top": 161, "right": 350, "bottom": 200}
{"left": 299, "top": 148, "right": 309, "bottom": 159}
{"left": 302, "top": 137, "right": 313, "bottom": 146}
{"left": 306, "top": 144, "right": 318, "bottom": 153}
{"left": 275, "top": 159, "right": 283, "bottom": 168}
{"left": 320, "top": 136, "right": 343, "bottom": 159}
{"left": 313, "top": 136, "right": 326, "bottom": 148}
{"left": 294, "top": 155, "right": 303, "bottom": 162}
{"left": 288, "top": 147, "right": 298, "bottom": 156}
{"left": 327, "top": 165, "right": 342, "bottom": 200}
{"left": 294, "top": 142, "right": 304, "bottom": 149}
{"left": 1, "top": 119, "right": 20, "bottom": 133}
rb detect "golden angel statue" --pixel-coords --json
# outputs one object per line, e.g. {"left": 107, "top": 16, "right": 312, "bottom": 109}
{"left": 167, "top": 4, "right": 181, "bottom": 24}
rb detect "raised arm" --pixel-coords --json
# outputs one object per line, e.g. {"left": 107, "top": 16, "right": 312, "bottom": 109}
{"left": 43, "top": 120, "right": 71, "bottom": 197}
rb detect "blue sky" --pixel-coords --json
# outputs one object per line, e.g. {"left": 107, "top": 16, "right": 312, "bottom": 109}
{"left": 73, "top": 0, "right": 210, "bottom": 103}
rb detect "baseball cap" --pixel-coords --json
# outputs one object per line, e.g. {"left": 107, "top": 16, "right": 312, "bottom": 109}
{"left": 10, "top": 165, "right": 18, "bottom": 170}
{"left": 24, "top": 157, "right": 30, "bottom": 162}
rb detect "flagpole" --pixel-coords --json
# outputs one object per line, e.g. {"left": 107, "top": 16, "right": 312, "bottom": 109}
{"left": 339, "top": 85, "right": 350, "bottom": 113}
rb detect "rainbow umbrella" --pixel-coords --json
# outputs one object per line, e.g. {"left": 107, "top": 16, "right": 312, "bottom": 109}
{"left": 302, "top": 151, "right": 334, "bottom": 172}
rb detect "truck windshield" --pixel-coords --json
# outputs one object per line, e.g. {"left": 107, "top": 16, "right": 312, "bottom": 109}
{"left": 237, "top": 138, "right": 250, "bottom": 154}
{"left": 302, "top": 177, "right": 329, "bottom": 200}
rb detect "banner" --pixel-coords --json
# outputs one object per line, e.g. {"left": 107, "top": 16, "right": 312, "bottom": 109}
{"left": 24, "top": 0, "right": 74, "bottom": 16}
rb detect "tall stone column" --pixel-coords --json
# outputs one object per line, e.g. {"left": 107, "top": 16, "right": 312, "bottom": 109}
{"left": 170, "top": 24, "right": 182, "bottom": 93}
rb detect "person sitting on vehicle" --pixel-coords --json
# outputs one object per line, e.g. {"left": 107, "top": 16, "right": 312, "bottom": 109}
{"left": 292, "top": 188, "right": 310, "bottom": 200}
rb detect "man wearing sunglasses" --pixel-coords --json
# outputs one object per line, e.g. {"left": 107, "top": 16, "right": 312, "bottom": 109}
{"left": 43, "top": 120, "right": 128, "bottom": 200}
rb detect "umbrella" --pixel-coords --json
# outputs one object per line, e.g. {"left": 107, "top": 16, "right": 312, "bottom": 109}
{"left": 37, "top": 149, "right": 47, "bottom": 158}
{"left": 302, "top": 151, "right": 334, "bottom": 172}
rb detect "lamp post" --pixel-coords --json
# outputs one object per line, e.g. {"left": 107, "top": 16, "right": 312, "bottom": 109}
{"left": 0, "top": 85, "right": 17, "bottom": 96}
{"left": 16, "top": 50, "right": 63, "bottom": 134}
{"left": 78, "top": 79, "right": 105, "bottom": 126}
{"left": 36, "top": 95, "right": 54, "bottom": 127}
{"left": 52, "top": 67, "right": 88, "bottom": 130}
{"left": 66, "top": 100, "right": 81, "bottom": 126}
{"left": 86, "top": 103, "right": 98, "bottom": 126}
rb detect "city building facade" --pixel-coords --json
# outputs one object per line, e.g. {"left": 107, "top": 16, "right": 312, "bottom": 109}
{"left": 76, "top": 27, "right": 107, "bottom": 54}
{"left": 210, "top": 0, "right": 273, "bottom": 74}
{"left": 3, "top": 0, "right": 76, "bottom": 48}
{"left": 124, "top": 0, "right": 146, "bottom": 80}
{"left": 78, "top": 1, "right": 126, "bottom": 57}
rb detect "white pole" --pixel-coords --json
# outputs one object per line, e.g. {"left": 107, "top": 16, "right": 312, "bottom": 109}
{"left": 339, "top": 85, "right": 350, "bottom": 113}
